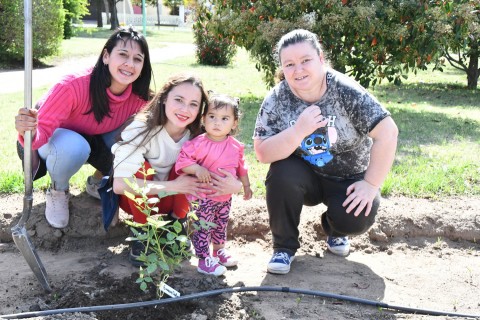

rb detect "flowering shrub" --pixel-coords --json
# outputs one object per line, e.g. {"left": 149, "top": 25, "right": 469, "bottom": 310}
{"left": 211, "top": 0, "right": 479, "bottom": 89}
{"left": 193, "top": 4, "right": 237, "bottom": 66}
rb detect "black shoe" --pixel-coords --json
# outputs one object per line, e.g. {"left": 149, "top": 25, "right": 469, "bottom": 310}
{"left": 129, "top": 239, "right": 147, "bottom": 267}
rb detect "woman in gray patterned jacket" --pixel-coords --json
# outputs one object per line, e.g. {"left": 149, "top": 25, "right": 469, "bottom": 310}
{"left": 253, "top": 29, "right": 398, "bottom": 275}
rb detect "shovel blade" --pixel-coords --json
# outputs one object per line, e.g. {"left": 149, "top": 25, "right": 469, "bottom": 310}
{"left": 11, "top": 224, "right": 52, "bottom": 292}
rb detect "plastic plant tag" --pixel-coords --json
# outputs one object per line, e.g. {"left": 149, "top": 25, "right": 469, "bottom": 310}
{"left": 159, "top": 281, "right": 181, "bottom": 298}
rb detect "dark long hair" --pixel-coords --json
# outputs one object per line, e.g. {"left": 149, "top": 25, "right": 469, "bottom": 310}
{"left": 118, "top": 73, "right": 209, "bottom": 149}
{"left": 88, "top": 26, "right": 153, "bottom": 123}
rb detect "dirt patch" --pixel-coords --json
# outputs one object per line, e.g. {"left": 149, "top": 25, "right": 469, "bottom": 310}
{"left": 1, "top": 190, "right": 479, "bottom": 319}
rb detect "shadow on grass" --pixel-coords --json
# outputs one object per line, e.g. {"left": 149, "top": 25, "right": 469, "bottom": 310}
{"left": 374, "top": 82, "right": 478, "bottom": 109}
{"left": 391, "top": 106, "right": 479, "bottom": 147}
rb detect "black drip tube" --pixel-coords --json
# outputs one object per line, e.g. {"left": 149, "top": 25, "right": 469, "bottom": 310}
{"left": 1, "top": 286, "right": 479, "bottom": 319}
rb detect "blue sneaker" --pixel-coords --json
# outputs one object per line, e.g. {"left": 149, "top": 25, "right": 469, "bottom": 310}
{"left": 267, "top": 251, "right": 295, "bottom": 274}
{"left": 326, "top": 236, "right": 350, "bottom": 256}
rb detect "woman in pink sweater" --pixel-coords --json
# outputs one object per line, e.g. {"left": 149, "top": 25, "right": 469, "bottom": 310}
{"left": 14, "top": 26, "right": 153, "bottom": 229}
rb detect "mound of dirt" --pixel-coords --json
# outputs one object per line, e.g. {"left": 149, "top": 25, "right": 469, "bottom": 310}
{"left": 0, "top": 190, "right": 479, "bottom": 319}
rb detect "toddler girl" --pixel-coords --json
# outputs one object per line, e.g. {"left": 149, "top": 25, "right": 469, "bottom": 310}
{"left": 176, "top": 93, "right": 252, "bottom": 276}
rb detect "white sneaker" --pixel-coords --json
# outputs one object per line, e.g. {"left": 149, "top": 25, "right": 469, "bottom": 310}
{"left": 197, "top": 256, "right": 227, "bottom": 276}
{"left": 45, "top": 188, "right": 70, "bottom": 228}
{"left": 326, "top": 236, "right": 350, "bottom": 257}
{"left": 86, "top": 176, "right": 101, "bottom": 200}
{"left": 214, "top": 248, "right": 238, "bottom": 267}
{"left": 267, "top": 251, "right": 295, "bottom": 274}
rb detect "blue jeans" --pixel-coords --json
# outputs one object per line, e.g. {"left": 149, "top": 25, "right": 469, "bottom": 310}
{"left": 38, "top": 128, "right": 121, "bottom": 191}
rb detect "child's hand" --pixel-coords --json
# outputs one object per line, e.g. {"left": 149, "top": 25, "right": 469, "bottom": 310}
{"left": 195, "top": 166, "right": 211, "bottom": 183}
{"left": 243, "top": 185, "right": 253, "bottom": 200}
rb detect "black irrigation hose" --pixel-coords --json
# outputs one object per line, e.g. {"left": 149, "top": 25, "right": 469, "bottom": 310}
{"left": 1, "top": 286, "right": 479, "bottom": 319}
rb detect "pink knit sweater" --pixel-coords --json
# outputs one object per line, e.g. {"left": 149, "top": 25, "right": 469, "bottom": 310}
{"left": 19, "top": 68, "right": 148, "bottom": 150}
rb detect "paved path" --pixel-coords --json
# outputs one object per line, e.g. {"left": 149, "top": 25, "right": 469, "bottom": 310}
{"left": 0, "top": 43, "right": 195, "bottom": 95}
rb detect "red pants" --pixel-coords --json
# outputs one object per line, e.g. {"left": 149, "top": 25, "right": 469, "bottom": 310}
{"left": 118, "top": 161, "right": 189, "bottom": 223}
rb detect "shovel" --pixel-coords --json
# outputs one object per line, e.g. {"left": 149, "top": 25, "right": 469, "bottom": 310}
{"left": 10, "top": 0, "right": 52, "bottom": 292}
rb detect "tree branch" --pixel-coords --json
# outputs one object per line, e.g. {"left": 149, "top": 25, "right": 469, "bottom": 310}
{"left": 444, "top": 50, "right": 467, "bottom": 72}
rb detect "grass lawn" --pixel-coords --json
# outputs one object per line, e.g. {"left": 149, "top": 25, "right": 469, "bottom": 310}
{"left": 1, "top": 27, "right": 479, "bottom": 198}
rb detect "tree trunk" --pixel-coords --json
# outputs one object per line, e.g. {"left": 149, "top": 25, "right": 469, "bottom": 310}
{"left": 96, "top": 0, "right": 103, "bottom": 28}
{"left": 109, "top": 0, "right": 119, "bottom": 30}
{"left": 156, "top": 0, "right": 161, "bottom": 26}
{"left": 466, "top": 49, "right": 479, "bottom": 90}
{"left": 103, "top": 0, "right": 110, "bottom": 24}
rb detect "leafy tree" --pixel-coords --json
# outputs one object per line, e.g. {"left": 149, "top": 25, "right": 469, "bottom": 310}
{"left": 0, "top": 0, "right": 64, "bottom": 63}
{"left": 429, "top": 1, "right": 479, "bottom": 89}
{"left": 63, "top": 0, "right": 89, "bottom": 39}
{"left": 211, "top": 0, "right": 478, "bottom": 89}
{"left": 193, "top": 2, "right": 237, "bottom": 66}
{"left": 164, "top": 0, "right": 183, "bottom": 15}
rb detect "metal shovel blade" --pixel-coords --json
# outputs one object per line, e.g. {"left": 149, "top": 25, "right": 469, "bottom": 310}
{"left": 11, "top": 137, "right": 52, "bottom": 292}
{"left": 12, "top": 224, "right": 51, "bottom": 292}
{"left": 9, "top": 0, "right": 52, "bottom": 292}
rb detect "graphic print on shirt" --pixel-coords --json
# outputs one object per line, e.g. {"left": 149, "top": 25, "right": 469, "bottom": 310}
{"left": 295, "top": 115, "right": 338, "bottom": 167}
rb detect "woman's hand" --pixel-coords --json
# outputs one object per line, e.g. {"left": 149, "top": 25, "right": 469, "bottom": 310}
{"left": 15, "top": 107, "right": 38, "bottom": 137}
{"left": 114, "top": 174, "right": 208, "bottom": 199}
{"left": 342, "top": 180, "right": 379, "bottom": 217}
{"left": 294, "top": 105, "right": 328, "bottom": 137}
{"left": 170, "top": 174, "right": 209, "bottom": 198}
{"left": 208, "top": 168, "right": 242, "bottom": 197}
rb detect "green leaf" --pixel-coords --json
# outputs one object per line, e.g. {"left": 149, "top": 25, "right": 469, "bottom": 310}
{"left": 172, "top": 220, "right": 183, "bottom": 233}
{"left": 158, "top": 260, "right": 170, "bottom": 271}
{"left": 146, "top": 264, "right": 157, "bottom": 274}
{"left": 157, "top": 191, "right": 178, "bottom": 198}
{"left": 176, "top": 235, "right": 188, "bottom": 243}
{"left": 124, "top": 190, "right": 136, "bottom": 200}
{"left": 146, "top": 198, "right": 160, "bottom": 205}
{"left": 144, "top": 276, "right": 153, "bottom": 283}
{"left": 166, "top": 232, "right": 176, "bottom": 241}
{"left": 146, "top": 217, "right": 171, "bottom": 229}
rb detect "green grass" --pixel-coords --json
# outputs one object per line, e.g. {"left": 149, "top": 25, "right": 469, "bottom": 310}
{"left": 42, "top": 25, "right": 194, "bottom": 66}
{"left": 372, "top": 69, "right": 480, "bottom": 198}
{"left": 1, "top": 27, "right": 479, "bottom": 199}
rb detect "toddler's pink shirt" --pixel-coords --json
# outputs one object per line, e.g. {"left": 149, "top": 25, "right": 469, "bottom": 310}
{"left": 176, "top": 134, "right": 248, "bottom": 202}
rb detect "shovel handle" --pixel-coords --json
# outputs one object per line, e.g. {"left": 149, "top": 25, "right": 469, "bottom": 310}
{"left": 18, "top": 0, "right": 33, "bottom": 227}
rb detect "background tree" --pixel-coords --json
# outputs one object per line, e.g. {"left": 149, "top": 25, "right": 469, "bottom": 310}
{"left": 108, "top": 0, "right": 120, "bottom": 29}
{"left": 63, "top": 0, "right": 89, "bottom": 39}
{"left": 0, "top": 0, "right": 64, "bottom": 64}
{"left": 211, "top": 0, "right": 478, "bottom": 89}
{"left": 193, "top": 2, "right": 237, "bottom": 66}
{"left": 429, "top": 1, "right": 479, "bottom": 89}
{"left": 164, "top": 0, "right": 183, "bottom": 15}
